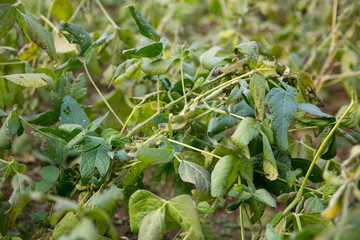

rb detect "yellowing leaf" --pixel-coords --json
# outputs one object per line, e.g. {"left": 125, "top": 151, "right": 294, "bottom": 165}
{"left": 4, "top": 73, "right": 51, "bottom": 88}
{"left": 15, "top": 5, "right": 57, "bottom": 60}
{"left": 51, "top": 0, "right": 74, "bottom": 21}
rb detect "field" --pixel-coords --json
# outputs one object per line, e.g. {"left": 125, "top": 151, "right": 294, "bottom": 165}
{"left": 1, "top": 0, "right": 360, "bottom": 239}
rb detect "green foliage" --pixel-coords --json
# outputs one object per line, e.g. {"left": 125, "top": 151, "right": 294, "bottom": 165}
{"left": 0, "top": 1, "right": 360, "bottom": 240}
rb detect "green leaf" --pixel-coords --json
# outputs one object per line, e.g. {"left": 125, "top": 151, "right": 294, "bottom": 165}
{"left": 112, "top": 59, "right": 142, "bottom": 85}
{"left": 266, "top": 88, "right": 297, "bottom": 152}
{"left": 80, "top": 145, "right": 110, "bottom": 184}
{"left": 298, "top": 213, "right": 333, "bottom": 228}
{"left": 59, "top": 21, "right": 92, "bottom": 57}
{"left": 250, "top": 74, "right": 266, "bottom": 120}
{"left": 54, "top": 58, "right": 83, "bottom": 79}
{"left": 211, "top": 155, "right": 239, "bottom": 197}
{"left": 34, "top": 181, "right": 53, "bottom": 193}
{"left": 129, "top": 190, "right": 165, "bottom": 233}
{"left": 60, "top": 95, "right": 90, "bottom": 128}
{"left": 21, "top": 0, "right": 41, "bottom": 15}
{"left": 41, "top": 134, "right": 68, "bottom": 165}
{"left": 142, "top": 58, "right": 179, "bottom": 75}
{"left": 208, "top": 114, "right": 235, "bottom": 135}
{"left": 197, "top": 201, "right": 214, "bottom": 214}
{"left": 90, "top": 31, "right": 108, "bottom": 49}
{"left": 25, "top": 111, "right": 58, "bottom": 126}
{"left": 51, "top": 0, "right": 74, "bottom": 21}
{"left": 265, "top": 223, "right": 281, "bottom": 240}
{"left": 51, "top": 73, "right": 87, "bottom": 115}
{"left": 303, "top": 196, "right": 324, "bottom": 213}
{"left": 136, "top": 148, "right": 174, "bottom": 164}
{"left": 8, "top": 194, "right": 31, "bottom": 231}
{"left": 297, "top": 103, "right": 333, "bottom": 118}
{"left": 234, "top": 41, "right": 259, "bottom": 69}
{"left": 40, "top": 166, "right": 60, "bottom": 182}
{"left": 89, "top": 185, "right": 123, "bottom": 215}
{"left": 199, "top": 46, "right": 225, "bottom": 70}
{"left": 167, "top": 195, "right": 203, "bottom": 239}
{"left": 61, "top": 218, "right": 98, "bottom": 240}
{"left": 123, "top": 41, "right": 163, "bottom": 58}
{"left": 101, "top": 128, "right": 131, "bottom": 148}
{"left": 127, "top": 5, "right": 160, "bottom": 42}
{"left": 0, "top": 106, "right": 21, "bottom": 149}
{"left": 298, "top": 134, "right": 314, "bottom": 161}
{"left": 254, "top": 189, "right": 277, "bottom": 208}
{"left": 0, "top": 115, "right": 11, "bottom": 149}
{"left": 320, "top": 132, "right": 337, "bottom": 160}
{"left": 231, "top": 117, "right": 261, "bottom": 149}
{"left": 286, "top": 169, "right": 302, "bottom": 187}
{"left": 230, "top": 100, "right": 255, "bottom": 118}
{"left": 138, "top": 209, "right": 165, "bottom": 240}
{"left": 291, "top": 158, "right": 323, "bottom": 183}
{"left": 3, "top": 73, "right": 51, "bottom": 88}
{"left": 0, "top": 4, "right": 16, "bottom": 38}
{"left": 179, "top": 160, "right": 211, "bottom": 198}
{"left": 262, "top": 134, "right": 278, "bottom": 181}
{"left": 15, "top": 5, "right": 57, "bottom": 60}
{"left": 9, "top": 173, "right": 33, "bottom": 206}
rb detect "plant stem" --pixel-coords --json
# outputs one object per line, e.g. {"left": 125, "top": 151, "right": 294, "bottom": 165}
{"left": 0, "top": 158, "right": 10, "bottom": 164}
{"left": 20, "top": 118, "right": 67, "bottom": 144}
{"left": 167, "top": 138, "right": 221, "bottom": 159}
{"left": 180, "top": 59, "right": 187, "bottom": 108}
{"left": 126, "top": 92, "right": 191, "bottom": 137}
{"left": 107, "top": 170, "right": 127, "bottom": 186}
{"left": 121, "top": 102, "right": 144, "bottom": 134}
{"left": 157, "top": 75, "right": 161, "bottom": 111}
{"left": 253, "top": 169, "right": 322, "bottom": 195}
{"left": 40, "top": 15, "right": 59, "bottom": 34}
{"left": 194, "top": 70, "right": 256, "bottom": 102}
{"left": 239, "top": 203, "right": 245, "bottom": 240}
{"left": 321, "top": 71, "right": 360, "bottom": 82}
{"left": 298, "top": 141, "right": 316, "bottom": 153}
{"left": 294, "top": 213, "right": 302, "bottom": 231}
{"left": 288, "top": 126, "right": 318, "bottom": 132}
{"left": 120, "top": 161, "right": 141, "bottom": 169}
{"left": 95, "top": 0, "right": 120, "bottom": 29}
{"left": 68, "top": 0, "right": 86, "bottom": 23}
{"left": 281, "top": 98, "right": 355, "bottom": 217}
{"left": 83, "top": 63, "right": 124, "bottom": 126}
{"left": 296, "top": 99, "right": 355, "bottom": 198}
{"left": 243, "top": 205, "right": 255, "bottom": 236}
{"left": 184, "top": 134, "right": 215, "bottom": 149}
{"left": 0, "top": 61, "right": 26, "bottom": 66}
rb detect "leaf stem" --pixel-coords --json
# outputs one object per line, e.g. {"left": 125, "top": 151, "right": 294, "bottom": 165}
{"left": 167, "top": 138, "right": 221, "bottom": 159}
{"left": 288, "top": 126, "right": 318, "bottom": 132}
{"left": 120, "top": 102, "right": 143, "bottom": 134}
{"left": 20, "top": 118, "right": 67, "bottom": 144}
{"left": 180, "top": 59, "right": 187, "bottom": 108}
{"left": 0, "top": 61, "right": 26, "bottom": 66}
{"left": 239, "top": 203, "right": 245, "bottom": 240}
{"left": 40, "top": 15, "right": 59, "bottom": 34}
{"left": 281, "top": 97, "right": 355, "bottom": 217}
{"left": 157, "top": 75, "right": 161, "bottom": 112}
{"left": 126, "top": 92, "right": 191, "bottom": 137}
{"left": 296, "top": 99, "right": 355, "bottom": 198}
{"left": 294, "top": 213, "right": 302, "bottom": 231}
{"left": 83, "top": 63, "right": 124, "bottom": 126}
{"left": 194, "top": 70, "right": 256, "bottom": 102}
{"left": 68, "top": 0, "right": 86, "bottom": 23}
{"left": 253, "top": 169, "right": 322, "bottom": 194}
{"left": 95, "top": 0, "right": 120, "bottom": 29}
